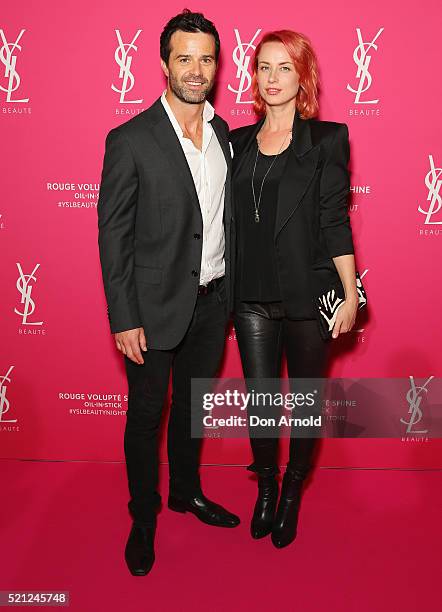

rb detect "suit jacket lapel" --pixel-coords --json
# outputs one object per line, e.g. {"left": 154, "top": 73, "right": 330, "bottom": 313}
{"left": 232, "top": 117, "right": 265, "bottom": 180}
{"left": 275, "top": 109, "right": 320, "bottom": 237}
{"left": 146, "top": 98, "right": 200, "bottom": 210}
{"left": 211, "top": 116, "right": 232, "bottom": 223}
{"left": 211, "top": 116, "right": 231, "bottom": 174}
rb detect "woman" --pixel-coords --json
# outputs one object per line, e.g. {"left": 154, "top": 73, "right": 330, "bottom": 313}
{"left": 230, "top": 30, "right": 359, "bottom": 548}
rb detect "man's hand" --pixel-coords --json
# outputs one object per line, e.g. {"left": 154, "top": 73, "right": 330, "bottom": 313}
{"left": 114, "top": 327, "right": 147, "bottom": 364}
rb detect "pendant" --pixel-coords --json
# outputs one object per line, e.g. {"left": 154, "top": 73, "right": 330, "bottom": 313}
{"left": 254, "top": 212, "right": 260, "bottom": 223}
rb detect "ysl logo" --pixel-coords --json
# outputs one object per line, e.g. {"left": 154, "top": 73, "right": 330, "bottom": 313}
{"left": 14, "top": 263, "right": 43, "bottom": 325}
{"left": 0, "top": 366, "right": 17, "bottom": 423}
{"left": 347, "top": 28, "right": 383, "bottom": 104}
{"left": 400, "top": 376, "right": 432, "bottom": 434}
{"left": 111, "top": 30, "right": 143, "bottom": 103}
{"left": 418, "top": 155, "right": 442, "bottom": 224}
{"left": 0, "top": 29, "right": 29, "bottom": 103}
{"left": 318, "top": 290, "right": 345, "bottom": 331}
{"left": 228, "top": 29, "right": 261, "bottom": 104}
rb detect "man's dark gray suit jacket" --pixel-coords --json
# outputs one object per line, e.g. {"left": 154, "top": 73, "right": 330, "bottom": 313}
{"left": 97, "top": 96, "right": 234, "bottom": 350}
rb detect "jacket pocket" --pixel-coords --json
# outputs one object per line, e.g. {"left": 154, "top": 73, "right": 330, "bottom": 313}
{"left": 134, "top": 265, "right": 162, "bottom": 285}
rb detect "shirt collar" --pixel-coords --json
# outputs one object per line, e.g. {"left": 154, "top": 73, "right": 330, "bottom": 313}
{"left": 160, "top": 89, "right": 215, "bottom": 138}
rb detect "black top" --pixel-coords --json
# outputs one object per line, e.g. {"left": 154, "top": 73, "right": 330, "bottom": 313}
{"left": 234, "top": 142, "right": 290, "bottom": 302}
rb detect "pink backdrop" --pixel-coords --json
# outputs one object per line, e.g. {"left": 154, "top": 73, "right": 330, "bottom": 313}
{"left": 1, "top": 0, "right": 441, "bottom": 468}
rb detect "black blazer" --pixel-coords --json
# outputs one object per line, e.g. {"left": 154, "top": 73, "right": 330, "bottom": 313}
{"left": 97, "top": 96, "right": 234, "bottom": 350}
{"left": 230, "top": 108, "right": 355, "bottom": 320}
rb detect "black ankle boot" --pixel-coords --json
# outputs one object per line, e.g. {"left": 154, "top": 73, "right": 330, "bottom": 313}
{"left": 251, "top": 473, "right": 279, "bottom": 539}
{"left": 247, "top": 465, "right": 279, "bottom": 539}
{"left": 271, "top": 467, "right": 306, "bottom": 548}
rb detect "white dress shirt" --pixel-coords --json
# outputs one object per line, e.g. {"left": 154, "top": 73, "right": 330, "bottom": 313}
{"left": 160, "top": 90, "right": 226, "bottom": 286}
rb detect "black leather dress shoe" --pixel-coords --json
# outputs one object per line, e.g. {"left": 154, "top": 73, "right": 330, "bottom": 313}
{"left": 168, "top": 492, "right": 240, "bottom": 527}
{"left": 125, "top": 522, "right": 155, "bottom": 576}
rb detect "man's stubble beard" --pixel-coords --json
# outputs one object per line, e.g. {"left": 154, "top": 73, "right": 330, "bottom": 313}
{"left": 168, "top": 72, "right": 214, "bottom": 104}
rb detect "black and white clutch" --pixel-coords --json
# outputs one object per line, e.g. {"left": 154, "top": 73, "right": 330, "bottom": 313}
{"left": 313, "top": 265, "right": 367, "bottom": 340}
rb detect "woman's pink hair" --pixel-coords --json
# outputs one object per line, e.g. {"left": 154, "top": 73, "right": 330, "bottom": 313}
{"left": 251, "top": 30, "right": 319, "bottom": 119}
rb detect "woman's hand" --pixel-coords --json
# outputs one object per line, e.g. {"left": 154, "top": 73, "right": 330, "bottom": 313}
{"left": 332, "top": 297, "right": 358, "bottom": 339}
{"left": 330, "top": 254, "right": 359, "bottom": 339}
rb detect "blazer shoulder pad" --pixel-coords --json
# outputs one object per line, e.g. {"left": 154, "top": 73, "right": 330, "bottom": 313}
{"left": 229, "top": 123, "right": 260, "bottom": 154}
{"left": 308, "top": 118, "right": 348, "bottom": 147}
{"left": 104, "top": 112, "right": 149, "bottom": 143}
{"left": 229, "top": 123, "right": 254, "bottom": 141}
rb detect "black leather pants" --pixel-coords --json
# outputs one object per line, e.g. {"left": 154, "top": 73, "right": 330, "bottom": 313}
{"left": 233, "top": 301, "right": 331, "bottom": 479}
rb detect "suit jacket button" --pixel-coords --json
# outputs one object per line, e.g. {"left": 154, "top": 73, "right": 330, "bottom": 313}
{"left": 191, "top": 270, "right": 198, "bottom": 276}
{"left": 194, "top": 233, "right": 201, "bottom": 239}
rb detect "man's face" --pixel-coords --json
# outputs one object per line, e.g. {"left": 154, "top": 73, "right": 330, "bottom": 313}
{"left": 161, "top": 30, "right": 217, "bottom": 104}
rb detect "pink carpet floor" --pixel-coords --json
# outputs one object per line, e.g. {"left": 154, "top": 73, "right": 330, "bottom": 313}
{"left": 1, "top": 459, "right": 440, "bottom": 612}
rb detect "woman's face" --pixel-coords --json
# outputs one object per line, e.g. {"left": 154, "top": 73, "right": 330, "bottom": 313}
{"left": 256, "top": 41, "right": 300, "bottom": 110}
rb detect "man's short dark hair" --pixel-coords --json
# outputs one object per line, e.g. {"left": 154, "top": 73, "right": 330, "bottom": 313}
{"left": 160, "top": 9, "right": 220, "bottom": 65}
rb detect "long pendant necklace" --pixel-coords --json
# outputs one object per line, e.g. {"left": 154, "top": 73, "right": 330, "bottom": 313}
{"left": 251, "top": 130, "right": 292, "bottom": 223}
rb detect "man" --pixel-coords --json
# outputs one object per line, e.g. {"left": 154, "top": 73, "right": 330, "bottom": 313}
{"left": 97, "top": 10, "right": 238, "bottom": 577}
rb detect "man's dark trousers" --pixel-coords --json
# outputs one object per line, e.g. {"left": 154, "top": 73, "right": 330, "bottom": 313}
{"left": 123, "top": 278, "right": 228, "bottom": 525}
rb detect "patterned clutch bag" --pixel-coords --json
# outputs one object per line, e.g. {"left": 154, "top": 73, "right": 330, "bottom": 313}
{"left": 313, "top": 266, "right": 367, "bottom": 340}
